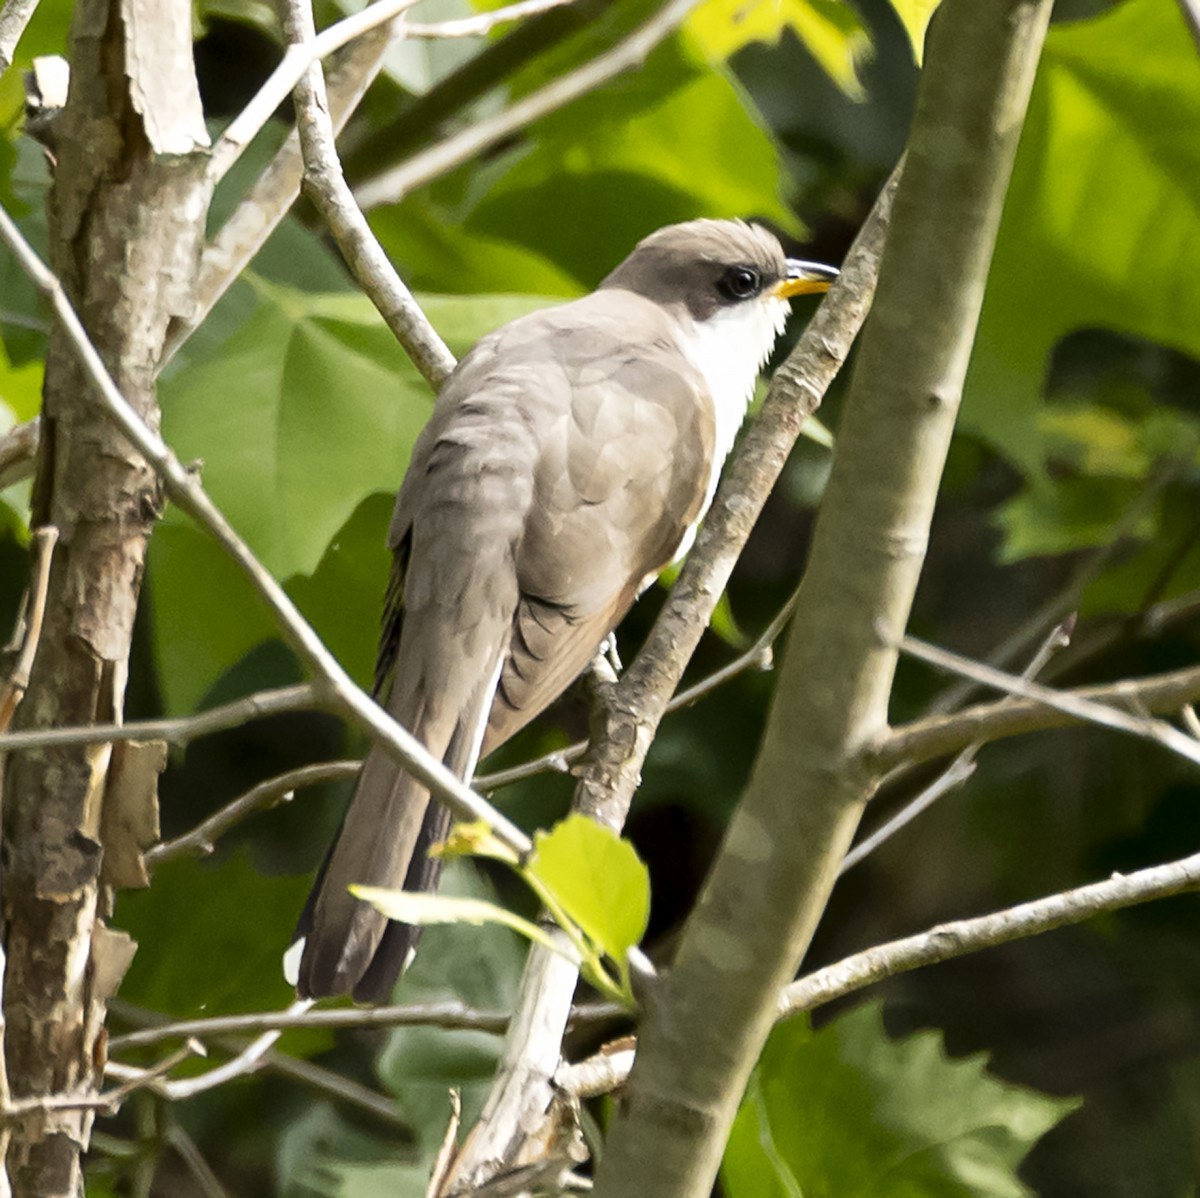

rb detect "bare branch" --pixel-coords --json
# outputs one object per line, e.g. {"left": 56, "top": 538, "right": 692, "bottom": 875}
{"left": 0, "top": 1041, "right": 203, "bottom": 1121}
{"left": 881, "top": 658, "right": 1200, "bottom": 770}
{"left": 841, "top": 618, "right": 1074, "bottom": 873}
{"left": 107, "top": 999, "right": 510, "bottom": 1052}
{"left": 109, "top": 1000, "right": 410, "bottom": 1126}
{"left": 0, "top": 202, "right": 531, "bottom": 857}
{"left": 282, "top": 0, "right": 455, "bottom": 388}
{"left": 894, "top": 635, "right": 1200, "bottom": 770}
{"left": 0, "top": 683, "right": 320, "bottom": 753}
{"left": 163, "top": 1122, "right": 234, "bottom": 1198}
{"left": 144, "top": 759, "right": 360, "bottom": 869}
{"left": 0, "top": 525, "right": 57, "bottom": 732}
{"left": 0, "top": 415, "right": 39, "bottom": 490}
{"left": 405, "top": 0, "right": 575, "bottom": 39}
{"left": 208, "top": 0, "right": 423, "bottom": 185}
{"left": 559, "top": 847, "right": 1200, "bottom": 1098}
{"left": 354, "top": 0, "right": 703, "bottom": 209}
{"left": 0, "top": 0, "right": 38, "bottom": 79}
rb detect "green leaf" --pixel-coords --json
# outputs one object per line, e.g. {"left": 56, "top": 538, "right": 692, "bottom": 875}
{"left": 887, "top": 0, "right": 941, "bottom": 65}
{"left": 994, "top": 476, "right": 1150, "bottom": 563}
{"left": 686, "top": 0, "right": 872, "bottom": 98}
{"left": 965, "top": 0, "right": 1200, "bottom": 477}
{"left": 723, "top": 1003, "right": 1079, "bottom": 1198}
{"left": 117, "top": 849, "right": 315, "bottom": 1026}
{"left": 352, "top": 885, "right": 576, "bottom": 960}
{"left": 525, "top": 814, "right": 651, "bottom": 968}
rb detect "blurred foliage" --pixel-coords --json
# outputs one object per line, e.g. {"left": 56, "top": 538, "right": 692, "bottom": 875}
{"left": 1, "top": 0, "right": 1200, "bottom": 1194}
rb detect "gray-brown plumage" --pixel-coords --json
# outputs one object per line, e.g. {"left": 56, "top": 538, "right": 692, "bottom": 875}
{"left": 290, "top": 221, "right": 836, "bottom": 1001}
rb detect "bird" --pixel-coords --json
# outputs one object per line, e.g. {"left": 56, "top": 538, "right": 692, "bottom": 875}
{"left": 287, "top": 219, "right": 838, "bottom": 1002}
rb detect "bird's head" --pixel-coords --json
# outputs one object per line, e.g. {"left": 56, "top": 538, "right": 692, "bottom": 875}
{"left": 600, "top": 219, "right": 839, "bottom": 405}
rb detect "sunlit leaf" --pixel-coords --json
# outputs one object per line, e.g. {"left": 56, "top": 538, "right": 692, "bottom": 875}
{"left": 966, "top": 0, "right": 1200, "bottom": 476}
{"left": 887, "top": 0, "right": 940, "bottom": 65}
{"left": 686, "top": 0, "right": 872, "bottom": 98}
{"left": 525, "top": 814, "right": 650, "bottom": 966}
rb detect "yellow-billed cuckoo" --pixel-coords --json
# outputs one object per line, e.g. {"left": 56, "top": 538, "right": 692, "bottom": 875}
{"left": 288, "top": 220, "right": 837, "bottom": 1001}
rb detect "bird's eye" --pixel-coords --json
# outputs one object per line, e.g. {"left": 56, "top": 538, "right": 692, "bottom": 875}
{"left": 718, "top": 265, "right": 761, "bottom": 302}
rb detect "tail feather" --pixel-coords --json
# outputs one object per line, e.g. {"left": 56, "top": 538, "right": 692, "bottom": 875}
{"left": 291, "top": 654, "right": 502, "bottom": 1001}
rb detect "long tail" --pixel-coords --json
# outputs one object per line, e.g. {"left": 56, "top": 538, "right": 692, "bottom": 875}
{"left": 289, "top": 664, "right": 499, "bottom": 1003}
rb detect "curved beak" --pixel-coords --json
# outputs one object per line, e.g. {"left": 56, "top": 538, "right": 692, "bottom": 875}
{"left": 774, "top": 259, "right": 840, "bottom": 298}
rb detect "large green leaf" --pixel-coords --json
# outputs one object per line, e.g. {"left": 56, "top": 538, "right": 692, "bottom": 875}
{"left": 723, "top": 1003, "right": 1078, "bottom": 1198}
{"left": 964, "top": 0, "right": 1200, "bottom": 477}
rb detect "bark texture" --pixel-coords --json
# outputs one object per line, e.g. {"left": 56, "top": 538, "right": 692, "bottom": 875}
{"left": 591, "top": 2, "right": 1055, "bottom": 1195}
{"left": 1, "top": 2, "right": 208, "bottom": 1194}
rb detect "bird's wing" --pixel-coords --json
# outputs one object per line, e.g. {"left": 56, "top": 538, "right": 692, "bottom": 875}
{"left": 482, "top": 289, "right": 716, "bottom": 750}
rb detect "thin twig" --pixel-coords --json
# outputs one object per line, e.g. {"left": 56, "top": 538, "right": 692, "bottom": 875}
{"left": 0, "top": 415, "right": 39, "bottom": 490}
{"left": 0, "top": 201, "right": 531, "bottom": 857}
{"left": 558, "top": 846, "right": 1200, "bottom": 1098}
{"left": 107, "top": 999, "right": 510, "bottom": 1052}
{"left": 144, "top": 759, "right": 360, "bottom": 869}
{"left": 406, "top": 0, "right": 574, "bottom": 39}
{"left": 898, "top": 634, "right": 1200, "bottom": 769}
{"left": 880, "top": 658, "right": 1200, "bottom": 770}
{"left": 1, "top": 1040, "right": 203, "bottom": 1121}
{"left": 1182, "top": 704, "right": 1200, "bottom": 741}
{"left": 841, "top": 618, "right": 1073, "bottom": 873}
{"left": 0, "top": 525, "right": 57, "bottom": 732}
{"left": 164, "top": 1122, "right": 234, "bottom": 1198}
{"left": 152, "top": 1000, "right": 312, "bottom": 1101}
{"left": 0, "top": 0, "right": 38, "bottom": 79}
{"left": 208, "top": 0, "right": 422, "bottom": 186}
{"left": 0, "top": 683, "right": 320, "bottom": 753}
{"left": 283, "top": 0, "right": 455, "bottom": 388}
{"left": 924, "top": 450, "right": 1192, "bottom": 717}
{"left": 109, "top": 1000, "right": 409, "bottom": 1126}
{"left": 354, "top": 0, "right": 702, "bottom": 208}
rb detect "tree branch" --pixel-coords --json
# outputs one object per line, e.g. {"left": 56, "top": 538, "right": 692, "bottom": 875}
{"left": 558, "top": 846, "right": 1200, "bottom": 1098}
{"left": 143, "top": 759, "right": 360, "bottom": 869}
{"left": 209, "top": 0, "right": 422, "bottom": 186}
{"left": 880, "top": 650, "right": 1200, "bottom": 771}
{"left": 161, "top": 23, "right": 395, "bottom": 366}
{"left": 592, "top": 2, "right": 1054, "bottom": 1191}
{"left": 0, "top": 682, "right": 320, "bottom": 753}
{"left": 404, "top": 0, "right": 575, "bottom": 39}
{"left": 0, "top": 0, "right": 37, "bottom": 80}
{"left": 107, "top": 999, "right": 510, "bottom": 1052}
{"left": 281, "top": 0, "right": 455, "bottom": 389}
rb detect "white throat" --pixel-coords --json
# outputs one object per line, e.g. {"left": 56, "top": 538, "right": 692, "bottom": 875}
{"left": 668, "top": 296, "right": 790, "bottom": 556}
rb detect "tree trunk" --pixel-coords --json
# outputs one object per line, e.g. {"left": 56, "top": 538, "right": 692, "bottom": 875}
{"left": 1, "top": 2, "right": 208, "bottom": 1194}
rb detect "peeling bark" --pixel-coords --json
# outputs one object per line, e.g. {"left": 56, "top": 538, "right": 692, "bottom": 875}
{"left": 0, "top": 2, "right": 208, "bottom": 1195}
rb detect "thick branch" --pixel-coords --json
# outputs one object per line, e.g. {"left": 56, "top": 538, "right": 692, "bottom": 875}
{"left": 592, "top": 4, "right": 1054, "bottom": 1194}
